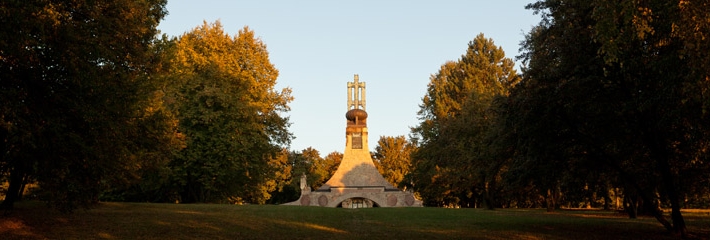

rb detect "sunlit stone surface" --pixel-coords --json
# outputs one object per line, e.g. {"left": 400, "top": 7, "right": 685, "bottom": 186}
{"left": 284, "top": 75, "right": 422, "bottom": 208}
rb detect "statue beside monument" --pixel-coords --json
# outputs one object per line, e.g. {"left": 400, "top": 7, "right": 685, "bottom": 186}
{"left": 284, "top": 74, "right": 422, "bottom": 208}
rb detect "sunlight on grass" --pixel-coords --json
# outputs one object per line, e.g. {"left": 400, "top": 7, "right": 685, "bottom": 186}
{"left": 179, "top": 219, "right": 223, "bottom": 231}
{"left": 0, "top": 220, "right": 40, "bottom": 239}
{"left": 682, "top": 209, "right": 710, "bottom": 214}
{"left": 174, "top": 210, "right": 204, "bottom": 215}
{"left": 270, "top": 219, "right": 349, "bottom": 234}
{"left": 412, "top": 228, "right": 464, "bottom": 235}
{"left": 508, "top": 233, "right": 546, "bottom": 240}
{"left": 97, "top": 232, "right": 113, "bottom": 239}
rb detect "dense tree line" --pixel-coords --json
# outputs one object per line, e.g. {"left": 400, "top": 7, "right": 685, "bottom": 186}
{"left": 1, "top": 1, "right": 292, "bottom": 210}
{"left": 1, "top": 0, "right": 170, "bottom": 211}
{"left": 266, "top": 148, "right": 342, "bottom": 204}
{"left": 512, "top": 1, "right": 709, "bottom": 236}
{"left": 408, "top": 0, "right": 710, "bottom": 237}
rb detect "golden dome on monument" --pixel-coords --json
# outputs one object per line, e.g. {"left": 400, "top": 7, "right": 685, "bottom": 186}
{"left": 345, "top": 109, "right": 368, "bottom": 121}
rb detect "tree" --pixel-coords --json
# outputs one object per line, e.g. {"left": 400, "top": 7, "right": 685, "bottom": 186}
{"left": 255, "top": 148, "right": 292, "bottom": 204}
{"left": 515, "top": 0, "right": 710, "bottom": 236}
{"left": 265, "top": 148, "right": 342, "bottom": 204}
{"left": 373, "top": 135, "right": 415, "bottom": 188}
{"left": 300, "top": 147, "right": 326, "bottom": 189}
{"left": 322, "top": 151, "right": 343, "bottom": 178}
{"left": 96, "top": 35, "right": 187, "bottom": 203}
{"left": 300, "top": 149, "right": 343, "bottom": 193}
{"left": 165, "top": 21, "right": 292, "bottom": 203}
{"left": 310, "top": 150, "right": 342, "bottom": 188}
{"left": 0, "top": 0, "right": 168, "bottom": 211}
{"left": 410, "top": 33, "right": 519, "bottom": 207}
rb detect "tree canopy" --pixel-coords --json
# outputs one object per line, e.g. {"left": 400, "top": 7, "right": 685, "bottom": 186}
{"left": 266, "top": 148, "right": 342, "bottom": 204}
{"left": 509, "top": 0, "right": 710, "bottom": 236}
{"left": 0, "top": 0, "right": 168, "bottom": 211}
{"left": 404, "top": 4, "right": 709, "bottom": 237}
{"left": 373, "top": 135, "right": 415, "bottom": 188}
{"left": 2, "top": 4, "right": 709, "bottom": 237}
{"left": 409, "top": 33, "right": 519, "bottom": 207}
{"left": 165, "top": 21, "right": 292, "bottom": 204}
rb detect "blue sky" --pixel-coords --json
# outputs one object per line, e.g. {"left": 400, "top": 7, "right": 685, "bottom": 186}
{"left": 158, "top": 0, "right": 542, "bottom": 155}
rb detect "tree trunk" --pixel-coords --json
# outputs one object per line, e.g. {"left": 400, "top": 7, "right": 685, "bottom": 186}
{"left": 669, "top": 196, "right": 687, "bottom": 238}
{"left": 613, "top": 154, "right": 675, "bottom": 232}
{"left": 1, "top": 167, "right": 25, "bottom": 210}
{"left": 586, "top": 191, "right": 594, "bottom": 209}
{"left": 603, "top": 189, "right": 611, "bottom": 210}
{"left": 624, "top": 195, "right": 638, "bottom": 219}
{"left": 659, "top": 158, "right": 687, "bottom": 237}
{"left": 621, "top": 175, "right": 675, "bottom": 232}
{"left": 546, "top": 188, "right": 556, "bottom": 212}
{"left": 17, "top": 174, "right": 29, "bottom": 201}
{"left": 638, "top": 190, "right": 675, "bottom": 233}
{"left": 483, "top": 180, "right": 495, "bottom": 210}
{"left": 650, "top": 138, "right": 687, "bottom": 237}
{"left": 647, "top": 203, "right": 674, "bottom": 234}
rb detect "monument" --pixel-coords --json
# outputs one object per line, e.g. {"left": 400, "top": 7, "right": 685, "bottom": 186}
{"left": 284, "top": 74, "right": 422, "bottom": 208}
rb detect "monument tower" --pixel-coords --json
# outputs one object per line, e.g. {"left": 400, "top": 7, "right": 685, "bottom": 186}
{"left": 285, "top": 74, "right": 422, "bottom": 208}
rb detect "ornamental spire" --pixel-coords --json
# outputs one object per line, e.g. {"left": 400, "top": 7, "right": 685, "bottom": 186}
{"left": 347, "top": 74, "right": 366, "bottom": 111}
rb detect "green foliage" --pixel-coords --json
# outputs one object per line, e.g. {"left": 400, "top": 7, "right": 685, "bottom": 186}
{"left": 410, "top": 33, "right": 519, "bottom": 207}
{"left": 164, "top": 21, "right": 292, "bottom": 203}
{"left": 0, "top": 0, "right": 168, "bottom": 211}
{"left": 263, "top": 149, "right": 297, "bottom": 204}
{"left": 309, "top": 149, "right": 342, "bottom": 189}
{"left": 372, "top": 135, "right": 415, "bottom": 188}
{"left": 509, "top": 0, "right": 710, "bottom": 235}
{"left": 266, "top": 148, "right": 342, "bottom": 204}
{"left": 295, "top": 147, "right": 326, "bottom": 190}
{"left": 322, "top": 151, "right": 344, "bottom": 179}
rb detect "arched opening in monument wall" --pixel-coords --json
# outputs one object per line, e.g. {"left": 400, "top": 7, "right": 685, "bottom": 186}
{"left": 338, "top": 197, "right": 380, "bottom": 208}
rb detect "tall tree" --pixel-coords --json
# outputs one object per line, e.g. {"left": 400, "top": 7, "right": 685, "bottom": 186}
{"left": 166, "top": 21, "right": 292, "bottom": 203}
{"left": 410, "top": 33, "right": 519, "bottom": 207}
{"left": 0, "top": 0, "right": 167, "bottom": 211}
{"left": 373, "top": 135, "right": 415, "bottom": 188}
{"left": 515, "top": 0, "right": 710, "bottom": 236}
{"left": 98, "top": 35, "right": 186, "bottom": 203}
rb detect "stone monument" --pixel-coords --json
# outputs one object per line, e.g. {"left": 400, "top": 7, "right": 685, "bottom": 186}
{"left": 284, "top": 74, "right": 422, "bottom": 208}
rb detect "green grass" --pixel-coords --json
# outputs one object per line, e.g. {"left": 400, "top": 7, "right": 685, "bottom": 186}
{"left": 2, "top": 201, "right": 709, "bottom": 239}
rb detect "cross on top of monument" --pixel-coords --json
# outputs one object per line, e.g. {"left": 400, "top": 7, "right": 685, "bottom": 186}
{"left": 282, "top": 73, "right": 423, "bottom": 208}
{"left": 347, "top": 74, "right": 366, "bottom": 111}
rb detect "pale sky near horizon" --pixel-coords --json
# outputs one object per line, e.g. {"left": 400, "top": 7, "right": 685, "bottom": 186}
{"left": 158, "top": 0, "right": 542, "bottom": 156}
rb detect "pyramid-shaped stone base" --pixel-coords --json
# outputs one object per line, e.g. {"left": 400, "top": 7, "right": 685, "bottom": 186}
{"left": 284, "top": 137, "right": 422, "bottom": 207}
{"left": 284, "top": 75, "right": 422, "bottom": 208}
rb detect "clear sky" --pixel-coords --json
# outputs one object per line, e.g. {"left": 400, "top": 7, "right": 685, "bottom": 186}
{"left": 158, "top": 0, "right": 542, "bottom": 156}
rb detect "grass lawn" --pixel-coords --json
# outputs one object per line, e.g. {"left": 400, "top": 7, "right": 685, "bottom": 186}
{"left": 1, "top": 201, "right": 708, "bottom": 239}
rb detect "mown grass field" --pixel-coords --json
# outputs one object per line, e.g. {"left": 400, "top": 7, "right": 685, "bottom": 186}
{"left": 1, "top": 201, "right": 709, "bottom": 239}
